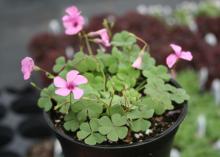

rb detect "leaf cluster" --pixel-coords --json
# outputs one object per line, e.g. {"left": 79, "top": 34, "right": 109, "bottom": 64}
{"left": 38, "top": 31, "right": 189, "bottom": 145}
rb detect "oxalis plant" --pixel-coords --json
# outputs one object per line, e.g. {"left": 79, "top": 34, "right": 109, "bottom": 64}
{"left": 21, "top": 5, "right": 193, "bottom": 145}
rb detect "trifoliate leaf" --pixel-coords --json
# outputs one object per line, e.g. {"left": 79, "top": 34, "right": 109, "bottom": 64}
{"left": 166, "top": 84, "right": 190, "bottom": 104}
{"left": 84, "top": 73, "right": 105, "bottom": 91}
{"left": 127, "top": 108, "right": 154, "bottom": 120}
{"left": 71, "top": 100, "right": 103, "bottom": 121}
{"left": 130, "top": 119, "right": 151, "bottom": 132}
{"left": 37, "top": 85, "right": 55, "bottom": 111}
{"left": 142, "top": 52, "right": 156, "bottom": 69}
{"left": 38, "top": 97, "right": 52, "bottom": 112}
{"left": 98, "top": 114, "right": 128, "bottom": 142}
{"left": 112, "top": 114, "right": 127, "bottom": 126}
{"left": 123, "top": 88, "right": 141, "bottom": 105}
{"left": 53, "top": 57, "right": 66, "bottom": 73}
{"left": 64, "top": 111, "right": 80, "bottom": 132}
{"left": 107, "top": 76, "right": 124, "bottom": 92}
{"left": 143, "top": 65, "right": 170, "bottom": 81}
{"left": 144, "top": 78, "right": 173, "bottom": 115}
{"left": 111, "top": 31, "right": 136, "bottom": 47}
{"left": 77, "top": 119, "right": 106, "bottom": 145}
{"left": 144, "top": 78, "right": 189, "bottom": 114}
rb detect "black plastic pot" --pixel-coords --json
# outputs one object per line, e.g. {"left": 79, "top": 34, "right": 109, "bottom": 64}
{"left": 44, "top": 81, "right": 188, "bottom": 157}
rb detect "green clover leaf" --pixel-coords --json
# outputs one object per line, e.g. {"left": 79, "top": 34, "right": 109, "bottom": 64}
{"left": 98, "top": 114, "right": 128, "bottom": 142}
{"left": 53, "top": 57, "right": 66, "bottom": 73}
{"left": 127, "top": 106, "right": 154, "bottom": 132}
{"left": 71, "top": 100, "right": 103, "bottom": 121}
{"left": 111, "top": 31, "right": 136, "bottom": 47}
{"left": 143, "top": 65, "right": 170, "bottom": 81}
{"left": 64, "top": 111, "right": 80, "bottom": 132}
{"left": 38, "top": 85, "right": 55, "bottom": 111}
{"left": 166, "top": 84, "right": 190, "bottom": 104}
{"left": 144, "top": 78, "right": 174, "bottom": 115}
{"left": 77, "top": 119, "right": 106, "bottom": 145}
{"left": 141, "top": 52, "right": 156, "bottom": 69}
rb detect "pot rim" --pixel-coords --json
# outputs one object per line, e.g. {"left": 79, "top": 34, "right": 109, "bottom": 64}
{"left": 44, "top": 80, "right": 188, "bottom": 150}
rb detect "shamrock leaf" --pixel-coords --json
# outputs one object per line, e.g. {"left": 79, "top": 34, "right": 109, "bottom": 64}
{"left": 123, "top": 88, "right": 141, "bottom": 105}
{"left": 77, "top": 119, "right": 106, "bottom": 145}
{"left": 69, "top": 52, "right": 98, "bottom": 73}
{"left": 166, "top": 84, "right": 190, "bottom": 104}
{"left": 84, "top": 73, "right": 105, "bottom": 91}
{"left": 98, "top": 114, "right": 128, "bottom": 142}
{"left": 79, "top": 84, "right": 100, "bottom": 98}
{"left": 112, "top": 47, "right": 124, "bottom": 60}
{"left": 71, "top": 100, "right": 103, "bottom": 121}
{"left": 111, "top": 31, "right": 136, "bottom": 47}
{"left": 97, "top": 52, "right": 118, "bottom": 74}
{"left": 143, "top": 65, "right": 170, "bottom": 81}
{"left": 38, "top": 97, "right": 53, "bottom": 112}
{"left": 141, "top": 52, "right": 156, "bottom": 69}
{"left": 125, "top": 44, "right": 141, "bottom": 59}
{"left": 117, "top": 64, "right": 140, "bottom": 88}
{"left": 53, "top": 57, "right": 66, "bottom": 73}
{"left": 64, "top": 111, "right": 80, "bottom": 132}
{"left": 38, "top": 85, "right": 55, "bottom": 111}
{"left": 144, "top": 78, "right": 189, "bottom": 115}
{"left": 144, "top": 78, "right": 174, "bottom": 115}
{"left": 107, "top": 76, "right": 124, "bottom": 92}
{"left": 127, "top": 106, "right": 154, "bottom": 132}
{"left": 130, "top": 119, "right": 151, "bottom": 132}
{"left": 127, "top": 107, "right": 154, "bottom": 120}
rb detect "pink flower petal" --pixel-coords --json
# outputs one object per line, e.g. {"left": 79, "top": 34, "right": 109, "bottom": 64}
{"left": 180, "top": 51, "right": 193, "bottom": 61}
{"left": 21, "top": 57, "right": 35, "bottom": 80}
{"left": 132, "top": 56, "right": 142, "bottom": 69}
{"left": 170, "top": 44, "right": 182, "bottom": 56}
{"left": 66, "top": 70, "right": 79, "bottom": 83}
{"left": 166, "top": 54, "right": 178, "bottom": 68}
{"left": 54, "top": 76, "right": 67, "bottom": 88}
{"left": 62, "top": 6, "right": 84, "bottom": 35}
{"left": 65, "top": 28, "right": 79, "bottom": 35}
{"left": 65, "top": 6, "right": 80, "bottom": 16}
{"left": 55, "top": 88, "right": 71, "bottom": 96}
{"left": 89, "top": 28, "right": 110, "bottom": 47}
{"left": 74, "top": 75, "right": 88, "bottom": 85}
{"left": 62, "top": 15, "right": 70, "bottom": 22}
{"left": 72, "top": 87, "right": 84, "bottom": 100}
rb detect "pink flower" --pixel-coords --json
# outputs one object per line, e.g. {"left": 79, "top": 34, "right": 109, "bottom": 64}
{"left": 88, "top": 29, "right": 111, "bottom": 47}
{"left": 21, "top": 57, "right": 35, "bottom": 80}
{"left": 166, "top": 44, "right": 193, "bottom": 68}
{"left": 62, "top": 6, "right": 85, "bottom": 35}
{"left": 132, "top": 56, "right": 142, "bottom": 69}
{"left": 54, "top": 70, "right": 88, "bottom": 99}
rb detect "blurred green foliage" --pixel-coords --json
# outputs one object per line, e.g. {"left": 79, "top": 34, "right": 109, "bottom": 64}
{"left": 174, "top": 69, "right": 220, "bottom": 156}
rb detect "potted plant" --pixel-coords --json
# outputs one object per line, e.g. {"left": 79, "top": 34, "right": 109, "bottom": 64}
{"left": 21, "top": 5, "right": 193, "bottom": 157}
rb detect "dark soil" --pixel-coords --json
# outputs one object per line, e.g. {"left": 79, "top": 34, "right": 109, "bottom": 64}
{"left": 50, "top": 105, "right": 182, "bottom": 145}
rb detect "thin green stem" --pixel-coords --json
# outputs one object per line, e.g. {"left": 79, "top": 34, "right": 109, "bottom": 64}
{"left": 70, "top": 93, "right": 72, "bottom": 106}
{"left": 122, "top": 90, "right": 130, "bottom": 112}
{"left": 129, "top": 33, "right": 148, "bottom": 47}
{"left": 135, "top": 80, "right": 147, "bottom": 91}
{"left": 136, "top": 85, "right": 146, "bottom": 92}
{"left": 83, "top": 97, "right": 109, "bottom": 107}
{"left": 83, "top": 32, "right": 93, "bottom": 56}
{"left": 55, "top": 101, "right": 69, "bottom": 110}
{"left": 78, "top": 32, "right": 83, "bottom": 52}
{"left": 107, "top": 94, "right": 114, "bottom": 115}
{"left": 35, "top": 66, "right": 54, "bottom": 79}
{"left": 30, "top": 82, "right": 42, "bottom": 91}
